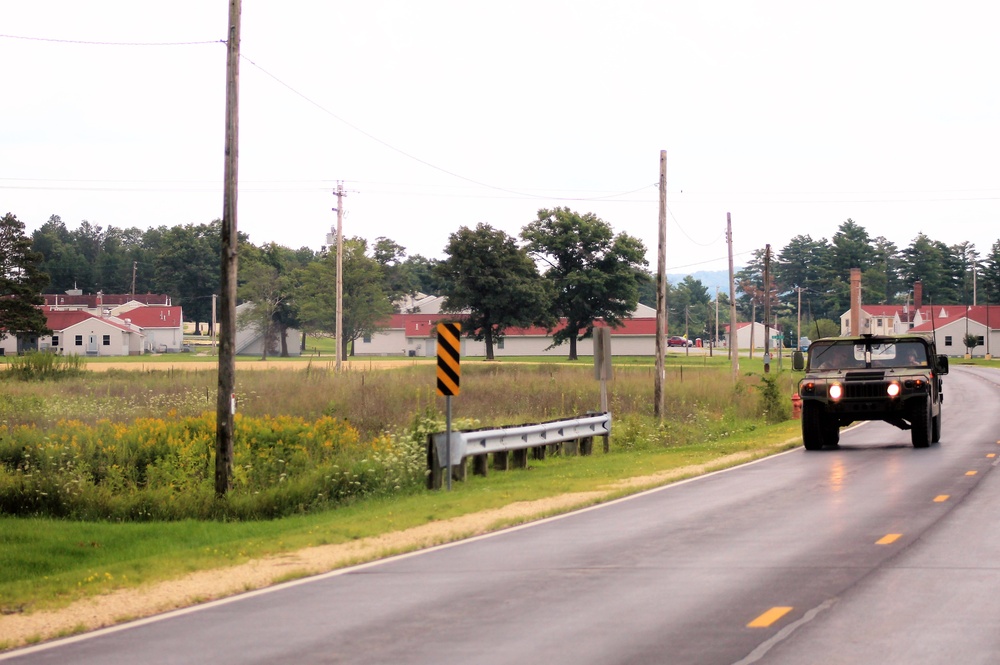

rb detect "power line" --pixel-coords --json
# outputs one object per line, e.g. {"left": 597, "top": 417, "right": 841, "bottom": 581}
{"left": 240, "top": 54, "right": 655, "bottom": 203}
{"left": 0, "top": 33, "right": 223, "bottom": 47}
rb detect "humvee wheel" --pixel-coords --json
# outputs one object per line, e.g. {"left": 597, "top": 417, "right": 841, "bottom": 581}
{"left": 911, "top": 398, "right": 932, "bottom": 448}
{"left": 802, "top": 402, "right": 826, "bottom": 451}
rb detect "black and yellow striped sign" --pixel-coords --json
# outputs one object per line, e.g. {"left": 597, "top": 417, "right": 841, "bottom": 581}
{"left": 436, "top": 322, "right": 461, "bottom": 396}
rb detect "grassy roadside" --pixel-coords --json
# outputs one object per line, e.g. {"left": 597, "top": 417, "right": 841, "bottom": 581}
{"left": 0, "top": 419, "right": 801, "bottom": 622}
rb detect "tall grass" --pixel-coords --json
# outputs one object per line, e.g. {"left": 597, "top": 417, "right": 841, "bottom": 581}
{"left": 4, "top": 352, "right": 86, "bottom": 381}
{"left": 0, "top": 361, "right": 787, "bottom": 521}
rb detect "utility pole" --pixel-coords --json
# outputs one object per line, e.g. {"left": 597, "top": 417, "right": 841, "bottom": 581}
{"left": 685, "top": 305, "right": 690, "bottom": 357}
{"left": 130, "top": 261, "right": 137, "bottom": 298}
{"left": 334, "top": 182, "right": 345, "bottom": 372}
{"left": 795, "top": 286, "right": 804, "bottom": 350}
{"left": 763, "top": 244, "right": 771, "bottom": 374}
{"left": 654, "top": 150, "right": 667, "bottom": 420}
{"left": 714, "top": 286, "right": 719, "bottom": 358}
{"left": 212, "top": 293, "right": 217, "bottom": 350}
{"left": 216, "top": 0, "right": 240, "bottom": 498}
{"left": 727, "top": 213, "right": 739, "bottom": 381}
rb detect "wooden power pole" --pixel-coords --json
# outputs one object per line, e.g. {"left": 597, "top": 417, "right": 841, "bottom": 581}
{"left": 216, "top": 0, "right": 241, "bottom": 497}
{"left": 654, "top": 150, "right": 667, "bottom": 419}
{"left": 334, "top": 183, "right": 345, "bottom": 372}
{"left": 727, "top": 213, "right": 739, "bottom": 382}
{"left": 763, "top": 244, "right": 771, "bottom": 373}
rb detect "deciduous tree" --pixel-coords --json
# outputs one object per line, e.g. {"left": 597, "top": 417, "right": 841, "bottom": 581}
{"left": 521, "top": 207, "right": 647, "bottom": 360}
{"left": 435, "top": 223, "right": 552, "bottom": 360}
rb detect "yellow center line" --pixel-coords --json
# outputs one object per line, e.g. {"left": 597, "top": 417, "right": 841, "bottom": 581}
{"left": 934, "top": 495, "right": 950, "bottom": 502}
{"left": 747, "top": 606, "right": 793, "bottom": 628}
{"left": 988, "top": 454, "right": 996, "bottom": 459}
{"left": 966, "top": 471, "right": 978, "bottom": 476}
{"left": 876, "top": 533, "right": 902, "bottom": 545}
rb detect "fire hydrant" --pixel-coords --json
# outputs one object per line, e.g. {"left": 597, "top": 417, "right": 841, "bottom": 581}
{"left": 791, "top": 393, "right": 803, "bottom": 419}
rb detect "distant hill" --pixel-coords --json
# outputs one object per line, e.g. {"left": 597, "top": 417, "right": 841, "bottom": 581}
{"left": 667, "top": 269, "right": 738, "bottom": 296}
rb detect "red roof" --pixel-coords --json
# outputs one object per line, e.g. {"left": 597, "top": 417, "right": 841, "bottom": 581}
{"left": 118, "top": 306, "right": 182, "bottom": 329}
{"left": 382, "top": 313, "right": 659, "bottom": 338}
{"left": 42, "top": 308, "right": 136, "bottom": 333}
{"left": 910, "top": 305, "right": 1000, "bottom": 332}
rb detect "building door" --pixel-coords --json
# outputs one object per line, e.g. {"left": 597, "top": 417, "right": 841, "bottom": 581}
{"left": 87, "top": 334, "right": 98, "bottom": 355}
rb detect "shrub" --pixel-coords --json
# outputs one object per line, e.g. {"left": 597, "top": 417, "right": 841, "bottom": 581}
{"left": 5, "top": 352, "right": 86, "bottom": 381}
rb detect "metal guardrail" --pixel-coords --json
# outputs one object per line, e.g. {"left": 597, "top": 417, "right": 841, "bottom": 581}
{"left": 427, "top": 412, "right": 611, "bottom": 489}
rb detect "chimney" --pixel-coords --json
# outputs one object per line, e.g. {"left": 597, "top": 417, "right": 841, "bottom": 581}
{"left": 850, "top": 268, "right": 862, "bottom": 336}
{"left": 913, "top": 280, "right": 923, "bottom": 310}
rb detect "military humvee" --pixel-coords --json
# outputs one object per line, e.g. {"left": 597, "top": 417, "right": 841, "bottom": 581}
{"left": 793, "top": 334, "right": 949, "bottom": 450}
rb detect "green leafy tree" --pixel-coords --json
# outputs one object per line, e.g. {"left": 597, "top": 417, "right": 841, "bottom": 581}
{"left": 963, "top": 332, "right": 979, "bottom": 355}
{"left": 828, "top": 219, "right": 876, "bottom": 279}
{"left": 671, "top": 276, "right": 712, "bottom": 338}
{"left": 521, "top": 207, "right": 647, "bottom": 360}
{"left": 240, "top": 243, "right": 313, "bottom": 356}
{"left": 435, "top": 223, "right": 553, "bottom": 360}
{"left": 0, "top": 213, "right": 51, "bottom": 350}
{"left": 775, "top": 235, "right": 829, "bottom": 297}
{"left": 871, "top": 236, "right": 903, "bottom": 304}
{"left": 399, "top": 254, "right": 443, "bottom": 298}
{"left": 237, "top": 260, "right": 284, "bottom": 360}
{"left": 295, "top": 237, "right": 393, "bottom": 358}
{"left": 151, "top": 222, "right": 223, "bottom": 333}
{"left": 982, "top": 239, "right": 1000, "bottom": 305}
{"left": 900, "top": 233, "right": 961, "bottom": 306}
{"left": 30, "top": 215, "right": 87, "bottom": 293}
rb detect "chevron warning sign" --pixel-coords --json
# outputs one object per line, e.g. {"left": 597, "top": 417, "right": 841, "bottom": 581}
{"left": 436, "top": 322, "right": 461, "bottom": 396}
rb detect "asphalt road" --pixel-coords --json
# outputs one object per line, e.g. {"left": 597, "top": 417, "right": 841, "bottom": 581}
{"left": 5, "top": 366, "right": 1000, "bottom": 665}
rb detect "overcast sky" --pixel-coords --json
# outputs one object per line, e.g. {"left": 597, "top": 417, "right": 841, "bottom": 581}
{"left": 2, "top": 2, "right": 998, "bottom": 275}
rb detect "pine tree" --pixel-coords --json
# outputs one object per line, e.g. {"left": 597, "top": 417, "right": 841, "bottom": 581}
{"left": 0, "top": 213, "right": 51, "bottom": 350}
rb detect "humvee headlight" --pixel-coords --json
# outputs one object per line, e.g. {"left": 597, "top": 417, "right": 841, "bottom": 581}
{"left": 887, "top": 382, "right": 901, "bottom": 397}
{"left": 829, "top": 384, "right": 843, "bottom": 400}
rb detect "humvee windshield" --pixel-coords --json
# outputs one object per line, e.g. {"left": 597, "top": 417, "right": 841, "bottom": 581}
{"left": 808, "top": 340, "right": 927, "bottom": 371}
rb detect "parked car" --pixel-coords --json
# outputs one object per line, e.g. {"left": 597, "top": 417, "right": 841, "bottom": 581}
{"left": 667, "top": 336, "right": 691, "bottom": 347}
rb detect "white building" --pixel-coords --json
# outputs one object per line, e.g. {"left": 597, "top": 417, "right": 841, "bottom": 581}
{"left": 39, "top": 308, "right": 143, "bottom": 356}
{"left": 355, "top": 299, "right": 661, "bottom": 357}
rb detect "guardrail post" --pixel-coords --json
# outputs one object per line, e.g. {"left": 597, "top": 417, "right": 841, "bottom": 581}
{"left": 473, "top": 454, "right": 488, "bottom": 477}
{"left": 493, "top": 451, "right": 509, "bottom": 471}
{"left": 564, "top": 439, "right": 579, "bottom": 456}
{"left": 513, "top": 448, "right": 528, "bottom": 469}
{"left": 580, "top": 436, "right": 593, "bottom": 455}
{"left": 427, "top": 434, "right": 442, "bottom": 490}
{"left": 532, "top": 445, "right": 546, "bottom": 460}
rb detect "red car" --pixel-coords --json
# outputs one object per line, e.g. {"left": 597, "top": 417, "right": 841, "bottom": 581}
{"left": 667, "top": 336, "right": 691, "bottom": 347}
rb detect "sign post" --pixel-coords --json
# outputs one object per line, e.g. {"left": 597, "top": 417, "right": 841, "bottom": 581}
{"left": 436, "top": 322, "right": 461, "bottom": 490}
{"left": 593, "top": 327, "right": 611, "bottom": 413}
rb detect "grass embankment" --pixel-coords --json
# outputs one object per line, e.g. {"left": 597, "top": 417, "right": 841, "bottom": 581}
{"left": 0, "top": 355, "right": 802, "bottom": 647}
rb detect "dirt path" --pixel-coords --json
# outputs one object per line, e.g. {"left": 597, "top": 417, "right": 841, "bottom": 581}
{"left": 0, "top": 452, "right": 764, "bottom": 650}
{"left": 83, "top": 358, "right": 425, "bottom": 372}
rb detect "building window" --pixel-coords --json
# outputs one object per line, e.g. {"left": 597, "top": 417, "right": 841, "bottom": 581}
{"left": 497, "top": 338, "right": 505, "bottom": 350}
{"left": 362, "top": 335, "right": 371, "bottom": 343}
{"left": 103, "top": 335, "right": 111, "bottom": 346}
{"left": 877, "top": 318, "right": 883, "bottom": 327}
{"left": 944, "top": 336, "right": 952, "bottom": 346}
{"left": 978, "top": 336, "right": 985, "bottom": 346}
{"left": 75, "top": 335, "right": 83, "bottom": 346}
{"left": 52, "top": 335, "right": 60, "bottom": 346}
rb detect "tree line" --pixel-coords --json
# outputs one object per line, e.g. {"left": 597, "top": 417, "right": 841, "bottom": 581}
{"left": 6, "top": 210, "right": 998, "bottom": 356}
{"left": 13, "top": 208, "right": 650, "bottom": 360}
